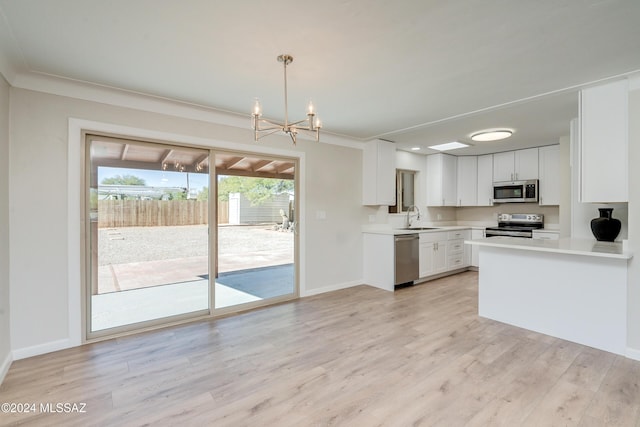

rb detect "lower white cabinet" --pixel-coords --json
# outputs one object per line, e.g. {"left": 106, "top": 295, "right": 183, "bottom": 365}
{"left": 419, "top": 232, "right": 448, "bottom": 277}
{"left": 363, "top": 229, "right": 474, "bottom": 292}
{"left": 419, "top": 229, "right": 471, "bottom": 278}
{"left": 447, "top": 230, "right": 470, "bottom": 270}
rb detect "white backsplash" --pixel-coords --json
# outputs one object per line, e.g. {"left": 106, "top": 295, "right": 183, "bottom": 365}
{"left": 375, "top": 204, "right": 560, "bottom": 230}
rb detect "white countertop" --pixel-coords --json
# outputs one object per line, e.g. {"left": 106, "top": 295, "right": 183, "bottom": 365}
{"left": 466, "top": 236, "right": 632, "bottom": 260}
{"left": 362, "top": 225, "right": 477, "bottom": 235}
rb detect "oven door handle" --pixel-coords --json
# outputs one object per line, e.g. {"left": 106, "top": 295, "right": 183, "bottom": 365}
{"left": 486, "top": 229, "right": 532, "bottom": 238}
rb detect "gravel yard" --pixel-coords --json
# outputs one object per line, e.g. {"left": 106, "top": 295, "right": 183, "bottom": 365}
{"left": 98, "top": 224, "right": 293, "bottom": 266}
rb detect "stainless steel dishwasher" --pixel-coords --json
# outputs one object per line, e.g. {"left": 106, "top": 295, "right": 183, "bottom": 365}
{"left": 394, "top": 234, "right": 419, "bottom": 285}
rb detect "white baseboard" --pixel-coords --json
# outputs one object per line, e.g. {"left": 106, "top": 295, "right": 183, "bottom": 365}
{"left": 301, "top": 279, "right": 363, "bottom": 297}
{"left": 12, "top": 338, "right": 72, "bottom": 361}
{"left": 0, "top": 350, "right": 12, "bottom": 385}
{"left": 626, "top": 347, "right": 640, "bottom": 361}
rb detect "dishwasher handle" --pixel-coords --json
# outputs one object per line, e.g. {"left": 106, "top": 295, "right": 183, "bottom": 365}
{"left": 394, "top": 234, "right": 419, "bottom": 241}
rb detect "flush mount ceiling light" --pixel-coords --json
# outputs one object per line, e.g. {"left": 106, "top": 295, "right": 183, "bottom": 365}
{"left": 410, "top": 147, "right": 421, "bottom": 151}
{"left": 470, "top": 129, "right": 513, "bottom": 142}
{"left": 428, "top": 141, "right": 470, "bottom": 151}
{"left": 251, "top": 54, "right": 321, "bottom": 145}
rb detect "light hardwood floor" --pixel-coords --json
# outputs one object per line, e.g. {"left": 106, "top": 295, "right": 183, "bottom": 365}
{"left": 1, "top": 271, "right": 640, "bottom": 426}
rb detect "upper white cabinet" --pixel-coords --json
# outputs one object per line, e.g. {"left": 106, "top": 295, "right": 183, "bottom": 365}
{"left": 493, "top": 148, "right": 539, "bottom": 182}
{"left": 579, "top": 80, "right": 628, "bottom": 203}
{"left": 492, "top": 151, "right": 514, "bottom": 182}
{"left": 426, "top": 153, "right": 457, "bottom": 206}
{"left": 538, "top": 145, "right": 560, "bottom": 206}
{"left": 456, "top": 156, "right": 477, "bottom": 206}
{"left": 476, "top": 154, "right": 494, "bottom": 206}
{"left": 362, "top": 139, "right": 396, "bottom": 205}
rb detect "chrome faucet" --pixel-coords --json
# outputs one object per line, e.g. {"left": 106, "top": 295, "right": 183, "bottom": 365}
{"left": 406, "top": 205, "right": 421, "bottom": 228}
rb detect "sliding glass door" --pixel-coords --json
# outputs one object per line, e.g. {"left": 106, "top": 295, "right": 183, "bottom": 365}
{"left": 84, "top": 137, "right": 299, "bottom": 339}
{"left": 213, "top": 152, "right": 297, "bottom": 310}
{"left": 86, "top": 135, "right": 211, "bottom": 337}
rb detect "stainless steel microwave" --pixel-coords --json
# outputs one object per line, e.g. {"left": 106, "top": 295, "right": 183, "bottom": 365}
{"left": 492, "top": 179, "right": 538, "bottom": 203}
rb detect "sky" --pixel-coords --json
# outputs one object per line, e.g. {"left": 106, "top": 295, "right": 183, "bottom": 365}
{"left": 98, "top": 167, "right": 209, "bottom": 192}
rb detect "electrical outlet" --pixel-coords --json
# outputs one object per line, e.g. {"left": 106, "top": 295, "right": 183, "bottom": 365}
{"left": 437, "top": 213, "right": 442, "bottom": 220}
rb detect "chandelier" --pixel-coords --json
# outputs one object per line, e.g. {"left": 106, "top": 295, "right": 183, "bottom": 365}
{"left": 251, "top": 54, "right": 321, "bottom": 145}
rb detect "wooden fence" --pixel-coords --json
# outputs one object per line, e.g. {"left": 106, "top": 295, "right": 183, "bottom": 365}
{"left": 98, "top": 200, "right": 211, "bottom": 227}
{"left": 218, "top": 200, "right": 229, "bottom": 224}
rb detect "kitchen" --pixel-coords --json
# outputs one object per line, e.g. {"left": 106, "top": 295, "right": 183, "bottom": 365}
{"left": 362, "top": 78, "right": 636, "bottom": 358}
{"left": 2, "top": 2, "right": 640, "bottom": 425}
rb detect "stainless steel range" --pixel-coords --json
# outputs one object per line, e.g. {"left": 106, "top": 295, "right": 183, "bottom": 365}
{"left": 485, "top": 213, "right": 544, "bottom": 238}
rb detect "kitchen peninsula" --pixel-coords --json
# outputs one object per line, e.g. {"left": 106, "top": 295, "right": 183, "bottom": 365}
{"left": 466, "top": 237, "right": 633, "bottom": 355}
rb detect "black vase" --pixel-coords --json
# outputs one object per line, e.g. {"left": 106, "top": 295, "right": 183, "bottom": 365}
{"left": 590, "top": 208, "right": 621, "bottom": 242}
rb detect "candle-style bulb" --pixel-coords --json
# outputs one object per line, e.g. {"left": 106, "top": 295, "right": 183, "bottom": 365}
{"left": 314, "top": 116, "right": 322, "bottom": 129}
{"left": 253, "top": 98, "right": 262, "bottom": 116}
{"left": 307, "top": 99, "right": 315, "bottom": 115}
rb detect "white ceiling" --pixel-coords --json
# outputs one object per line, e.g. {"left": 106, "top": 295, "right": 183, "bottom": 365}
{"left": 1, "top": 0, "right": 639, "bottom": 155}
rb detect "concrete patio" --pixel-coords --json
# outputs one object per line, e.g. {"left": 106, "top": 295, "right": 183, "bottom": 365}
{"left": 92, "top": 264, "right": 294, "bottom": 331}
{"left": 92, "top": 224, "right": 294, "bottom": 331}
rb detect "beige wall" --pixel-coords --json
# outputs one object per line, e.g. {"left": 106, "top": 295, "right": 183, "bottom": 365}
{"left": 0, "top": 75, "right": 10, "bottom": 376}
{"left": 8, "top": 88, "right": 369, "bottom": 355}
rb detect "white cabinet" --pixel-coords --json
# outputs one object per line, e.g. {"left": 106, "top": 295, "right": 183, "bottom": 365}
{"left": 419, "top": 232, "right": 448, "bottom": 277}
{"left": 470, "top": 228, "right": 484, "bottom": 267}
{"left": 579, "top": 80, "right": 628, "bottom": 203}
{"left": 456, "top": 156, "right": 477, "bottom": 206}
{"left": 362, "top": 233, "right": 395, "bottom": 291}
{"left": 419, "top": 229, "right": 471, "bottom": 278}
{"left": 426, "top": 153, "right": 457, "bottom": 206}
{"left": 364, "top": 228, "right": 474, "bottom": 290}
{"left": 447, "top": 230, "right": 470, "bottom": 269}
{"left": 538, "top": 145, "right": 560, "bottom": 206}
{"left": 493, "top": 151, "right": 515, "bottom": 182}
{"left": 476, "top": 154, "right": 493, "bottom": 206}
{"left": 362, "top": 139, "right": 396, "bottom": 205}
{"left": 493, "top": 148, "right": 539, "bottom": 182}
{"left": 515, "top": 148, "right": 539, "bottom": 180}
